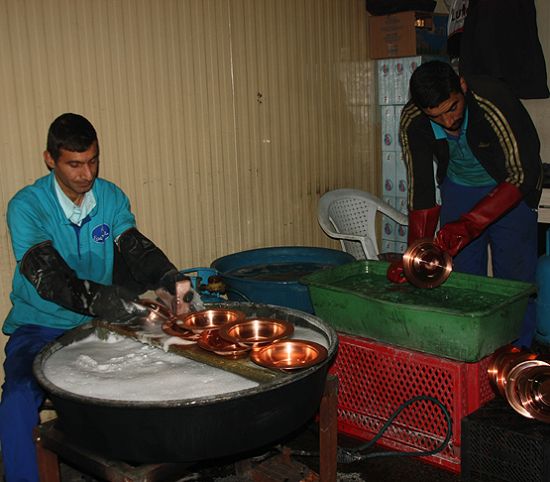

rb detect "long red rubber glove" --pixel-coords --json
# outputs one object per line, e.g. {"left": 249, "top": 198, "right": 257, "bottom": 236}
{"left": 435, "top": 182, "right": 523, "bottom": 257}
{"left": 387, "top": 205, "right": 441, "bottom": 284}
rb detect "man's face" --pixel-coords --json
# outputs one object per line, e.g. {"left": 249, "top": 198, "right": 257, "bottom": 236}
{"left": 44, "top": 141, "right": 99, "bottom": 204}
{"left": 422, "top": 91, "right": 466, "bottom": 135}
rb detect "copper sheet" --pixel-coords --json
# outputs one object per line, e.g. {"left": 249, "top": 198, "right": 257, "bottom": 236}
{"left": 250, "top": 339, "right": 328, "bottom": 371}
{"left": 402, "top": 238, "right": 453, "bottom": 289}
{"left": 176, "top": 309, "right": 246, "bottom": 334}
{"left": 219, "top": 318, "right": 294, "bottom": 347}
{"left": 197, "top": 329, "right": 250, "bottom": 359}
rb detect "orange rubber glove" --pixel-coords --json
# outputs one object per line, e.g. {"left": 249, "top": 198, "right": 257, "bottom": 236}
{"left": 435, "top": 182, "right": 523, "bottom": 257}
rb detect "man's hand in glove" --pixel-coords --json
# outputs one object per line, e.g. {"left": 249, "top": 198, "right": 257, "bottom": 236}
{"left": 435, "top": 182, "right": 523, "bottom": 257}
{"left": 156, "top": 270, "right": 204, "bottom": 315}
{"left": 387, "top": 260, "right": 408, "bottom": 284}
{"left": 19, "top": 240, "right": 147, "bottom": 323}
{"left": 89, "top": 285, "right": 148, "bottom": 323}
{"left": 115, "top": 229, "right": 204, "bottom": 314}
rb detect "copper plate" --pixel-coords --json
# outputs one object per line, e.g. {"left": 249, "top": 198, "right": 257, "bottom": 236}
{"left": 402, "top": 238, "right": 453, "bottom": 289}
{"left": 505, "top": 359, "right": 549, "bottom": 418}
{"left": 161, "top": 320, "right": 200, "bottom": 340}
{"left": 487, "top": 345, "right": 537, "bottom": 397}
{"left": 250, "top": 339, "right": 328, "bottom": 371}
{"left": 218, "top": 318, "right": 294, "bottom": 348}
{"left": 175, "top": 309, "right": 246, "bottom": 334}
{"left": 197, "top": 329, "right": 250, "bottom": 358}
{"left": 517, "top": 363, "right": 550, "bottom": 423}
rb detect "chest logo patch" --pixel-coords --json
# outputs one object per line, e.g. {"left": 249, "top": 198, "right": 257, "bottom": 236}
{"left": 92, "top": 224, "right": 111, "bottom": 243}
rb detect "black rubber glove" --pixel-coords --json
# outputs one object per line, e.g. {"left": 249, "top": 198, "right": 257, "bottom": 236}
{"left": 88, "top": 285, "right": 148, "bottom": 323}
{"left": 116, "top": 228, "right": 178, "bottom": 292}
{"left": 158, "top": 269, "right": 194, "bottom": 301}
{"left": 20, "top": 241, "right": 147, "bottom": 323}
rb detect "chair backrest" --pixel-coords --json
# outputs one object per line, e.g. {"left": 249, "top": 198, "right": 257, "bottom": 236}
{"left": 318, "top": 189, "right": 408, "bottom": 260}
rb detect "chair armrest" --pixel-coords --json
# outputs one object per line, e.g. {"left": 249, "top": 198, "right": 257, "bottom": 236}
{"left": 377, "top": 204, "right": 408, "bottom": 226}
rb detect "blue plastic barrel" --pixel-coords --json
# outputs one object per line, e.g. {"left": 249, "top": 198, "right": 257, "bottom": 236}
{"left": 210, "top": 246, "right": 355, "bottom": 313}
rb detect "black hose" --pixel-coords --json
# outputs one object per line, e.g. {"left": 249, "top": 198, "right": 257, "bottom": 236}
{"left": 289, "top": 394, "right": 453, "bottom": 464}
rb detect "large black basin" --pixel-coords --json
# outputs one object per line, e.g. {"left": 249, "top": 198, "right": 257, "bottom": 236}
{"left": 33, "top": 302, "right": 337, "bottom": 464}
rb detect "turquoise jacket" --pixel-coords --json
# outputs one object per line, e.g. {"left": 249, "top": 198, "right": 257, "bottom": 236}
{"left": 4, "top": 172, "right": 135, "bottom": 334}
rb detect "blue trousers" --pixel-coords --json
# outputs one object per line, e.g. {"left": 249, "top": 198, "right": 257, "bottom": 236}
{"left": 0, "top": 325, "right": 65, "bottom": 482}
{"left": 440, "top": 178, "right": 538, "bottom": 348}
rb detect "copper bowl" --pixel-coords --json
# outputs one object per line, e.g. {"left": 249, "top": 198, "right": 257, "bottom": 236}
{"left": 250, "top": 339, "right": 328, "bottom": 371}
{"left": 505, "top": 359, "right": 550, "bottom": 418}
{"left": 487, "top": 345, "right": 538, "bottom": 397}
{"left": 176, "top": 309, "right": 246, "bottom": 334}
{"left": 218, "top": 318, "right": 294, "bottom": 348}
{"left": 137, "top": 299, "right": 173, "bottom": 323}
{"left": 197, "top": 329, "right": 250, "bottom": 359}
{"left": 402, "top": 238, "right": 453, "bottom": 289}
{"left": 517, "top": 363, "right": 550, "bottom": 423}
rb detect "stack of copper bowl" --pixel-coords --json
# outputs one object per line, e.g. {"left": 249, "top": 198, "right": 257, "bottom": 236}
{"left": 171, "top": 308, "right": 248, "bottom": 354}
{"left": 488, "top": 345, "right": 550, "bottom": 422}
{"left": 154, "top": 303, "right": 328, "bottom": 369}
{"left": 216, "top": 317, "right": 328, "bottom": 370}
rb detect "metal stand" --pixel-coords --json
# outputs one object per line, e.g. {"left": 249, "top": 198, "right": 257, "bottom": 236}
{"left": 34, "top": 374, "right": 338, "bottom": 482}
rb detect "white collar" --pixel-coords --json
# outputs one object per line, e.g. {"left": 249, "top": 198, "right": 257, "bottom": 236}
{"left": 54, "top": 179, "right": 96, "bottom": 226}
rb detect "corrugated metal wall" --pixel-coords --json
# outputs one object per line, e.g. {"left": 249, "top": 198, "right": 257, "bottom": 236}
{"left": 0, "top": 0, "right": 377, "bottom": 370}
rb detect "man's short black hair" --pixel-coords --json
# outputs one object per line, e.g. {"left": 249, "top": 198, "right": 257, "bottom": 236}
{"left": 409, "top": 60, "right": 462, "bottom": 109}
{"left": 46, "top": 113, "right": 97, "bottom": 161}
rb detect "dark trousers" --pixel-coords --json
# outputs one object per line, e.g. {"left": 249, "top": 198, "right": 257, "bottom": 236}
{"left": 0, "top": 324, "right": 65, "bottom": 482}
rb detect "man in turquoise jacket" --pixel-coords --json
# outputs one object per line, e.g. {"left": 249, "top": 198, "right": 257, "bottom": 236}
{"left": 0, "top": 113, "right": 185, "bottom": 481}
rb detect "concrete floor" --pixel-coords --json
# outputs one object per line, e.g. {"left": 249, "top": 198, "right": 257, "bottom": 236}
{"left": 0, "top": 419, "right": 461, "bottom": 481}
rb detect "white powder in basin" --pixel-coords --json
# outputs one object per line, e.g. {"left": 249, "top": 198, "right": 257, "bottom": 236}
{"left": 42, "top": 333, "right": 258, "bottom": 402}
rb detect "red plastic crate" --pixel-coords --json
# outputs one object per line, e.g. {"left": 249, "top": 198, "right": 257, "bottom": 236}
{"left": 330, "top": 333, "right": 496, "bottom": 473}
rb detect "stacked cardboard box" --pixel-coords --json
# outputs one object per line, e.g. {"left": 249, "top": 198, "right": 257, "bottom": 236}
{"left": 371, "top": 10, "right": 448, "bottom": 255}
{"left": 369, "top": 11, "right": 448, "bottom": 60}
{"left": 377, "top": 55, "right": 445, "bottom": 255}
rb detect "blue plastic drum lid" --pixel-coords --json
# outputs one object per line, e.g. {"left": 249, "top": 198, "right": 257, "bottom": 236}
{"left": 210, "top": 246, "right": 355, "bottom": 313}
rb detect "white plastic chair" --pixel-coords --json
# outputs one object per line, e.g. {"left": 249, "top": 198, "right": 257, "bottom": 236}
{"left": 318, "top": 189, "right": 408, "bottom": 260}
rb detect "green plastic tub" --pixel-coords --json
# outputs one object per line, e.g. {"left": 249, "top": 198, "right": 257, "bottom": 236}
{"left": 302, "top": 260, "right": 536, "bottom": 362}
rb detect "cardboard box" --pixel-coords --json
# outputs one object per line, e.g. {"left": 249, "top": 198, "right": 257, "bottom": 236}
{"left": 377, "top": 58, "right": 394, "bottom": 104}
{"left": 382, "top": 151, "right": 396, "bottom": 196}
{"left": 380, "top": 105, "right": 396, "bottom": 151}
{"left": 369, "top": 11, "right": 448, "bottom": 59}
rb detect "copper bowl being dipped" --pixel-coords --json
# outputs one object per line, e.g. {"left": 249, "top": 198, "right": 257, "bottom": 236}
{"left": 487, "top": 345, "right": 538, "bottom": 397}
{"left": 219, "top": 318, "right": 294, "bottom": 348}
{"left": 197, "top": 329, "right": 250, "bottom": 359}
{"left": 402, "top": 238, "right": 453, "bottom": 289}
{"left": 250, "top": 339, "right": 328, "bottom": 371}
{"left": 176, "top": 309, "right": 246, "bottom": 334}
